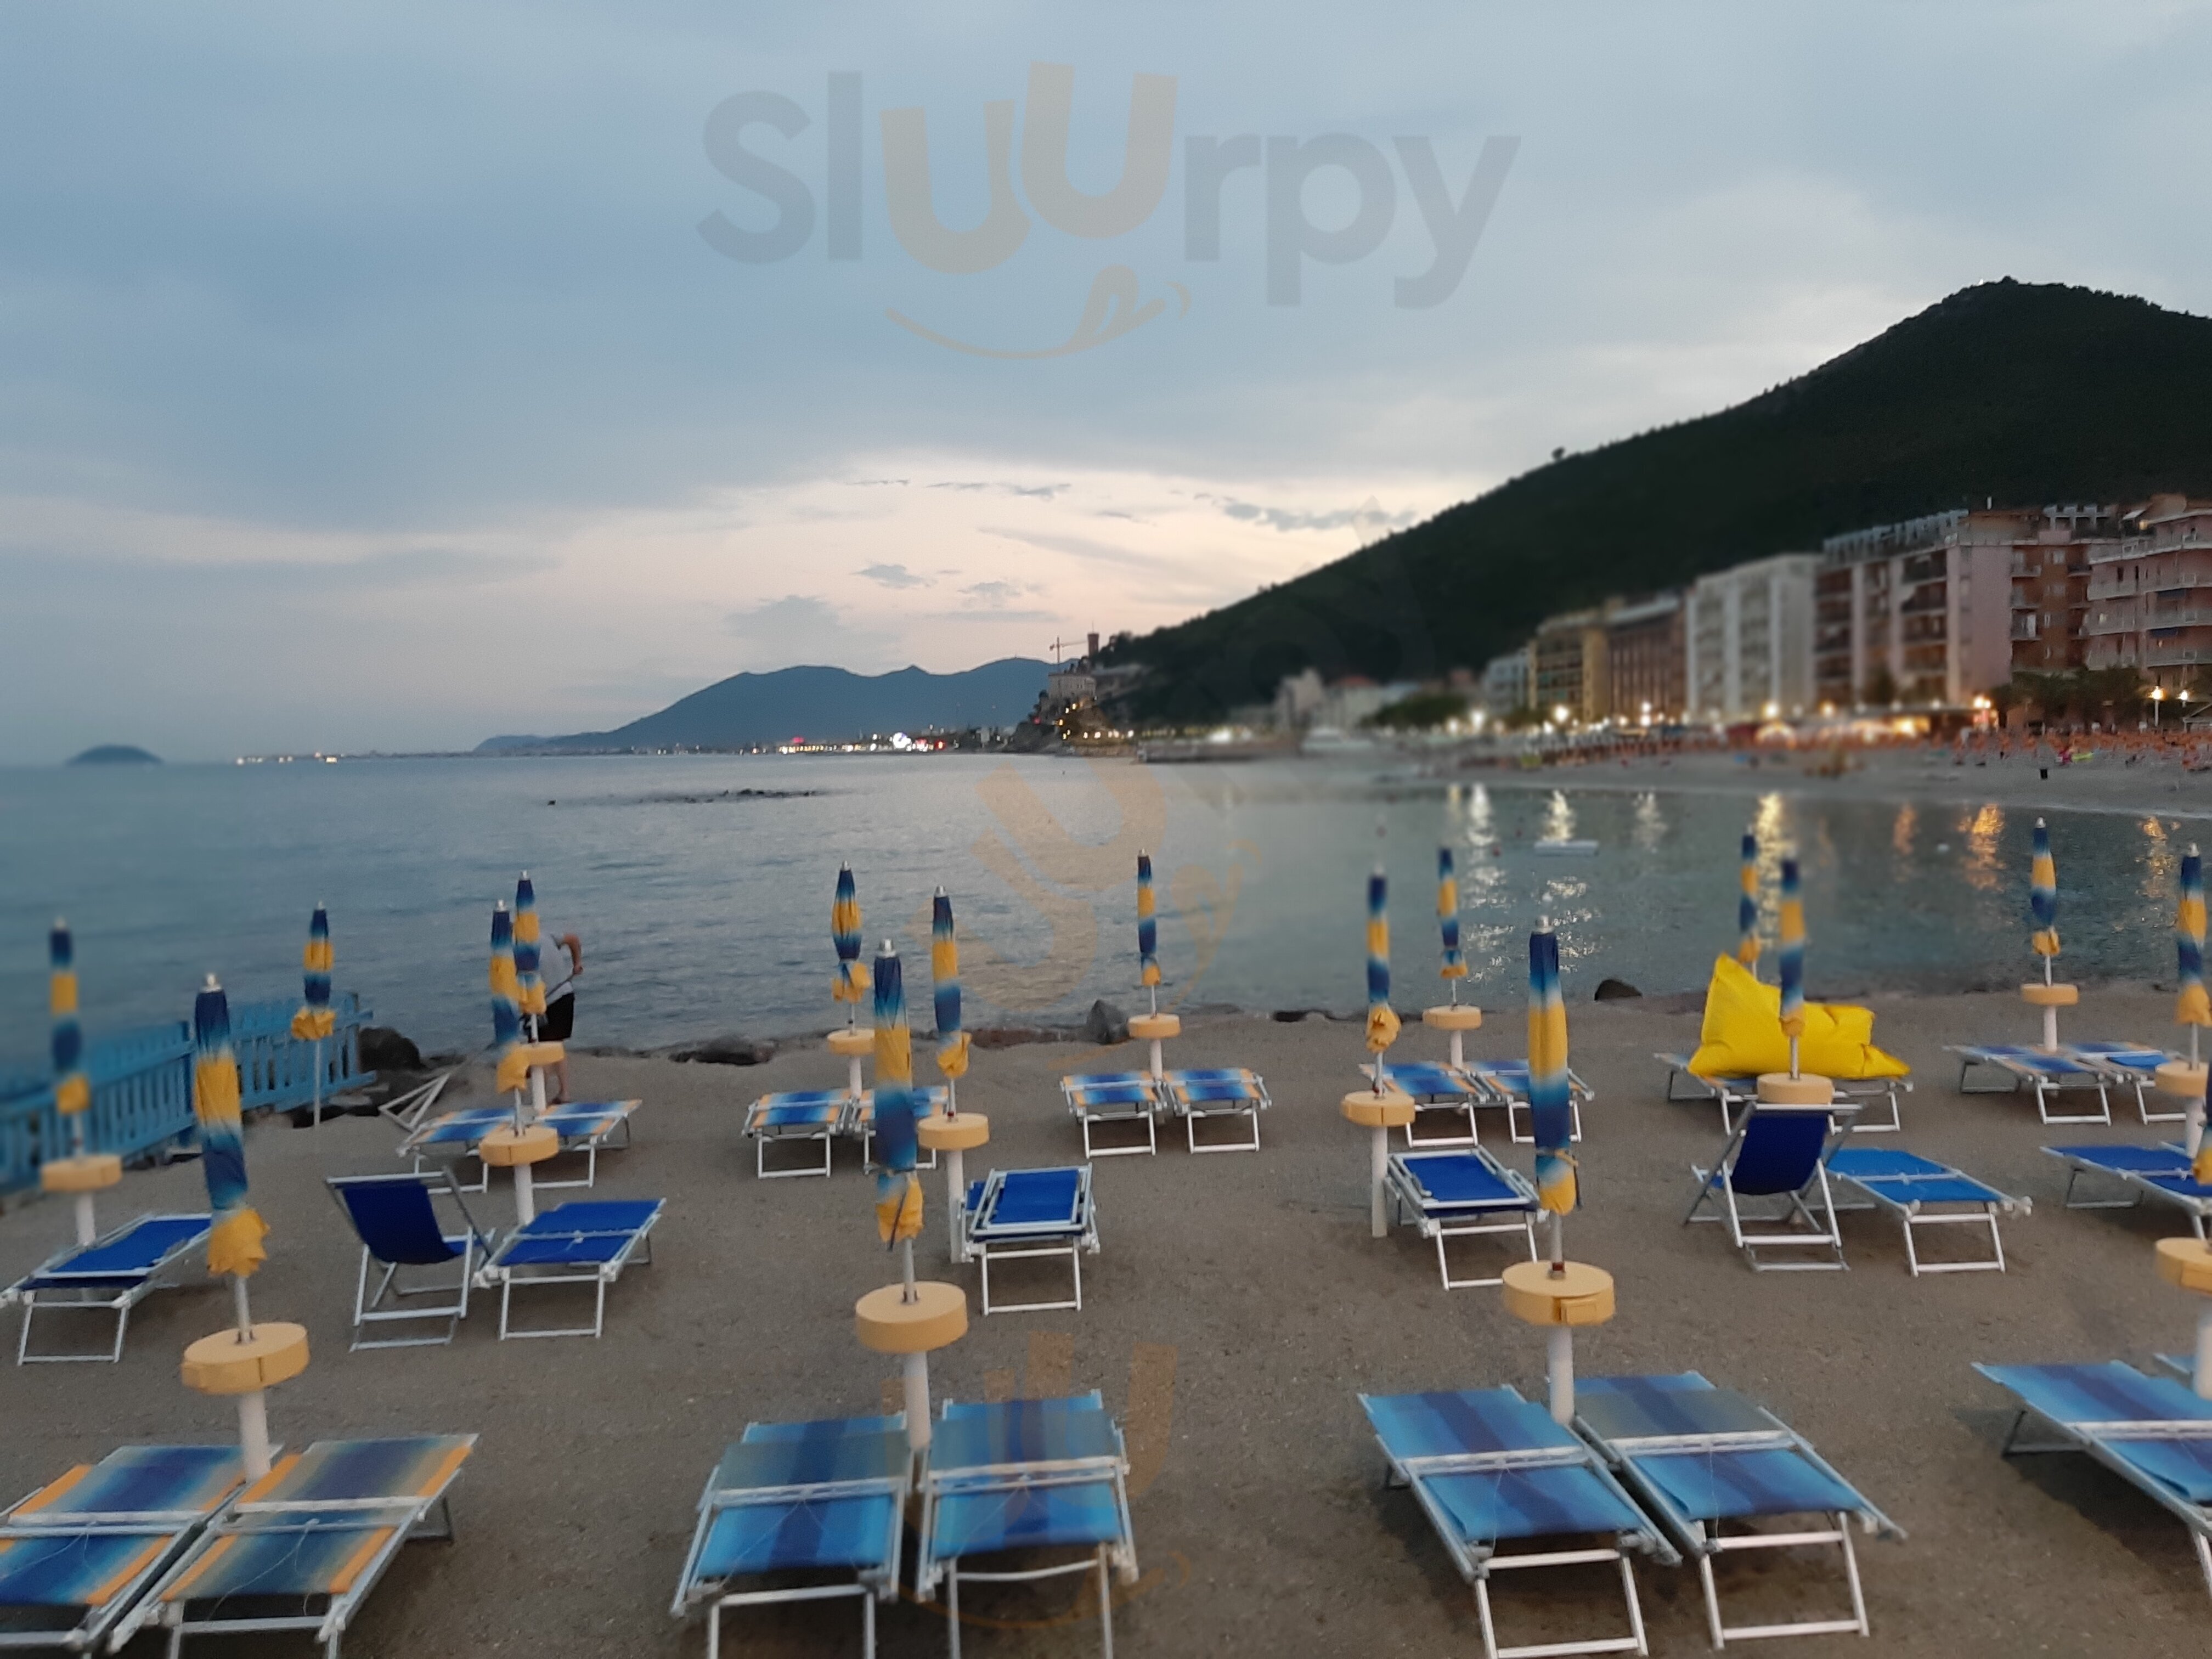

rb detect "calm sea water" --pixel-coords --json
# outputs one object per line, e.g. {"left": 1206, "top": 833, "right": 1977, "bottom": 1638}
{"left": 0, "top": 754, "right": 2201, "bottom": 1062}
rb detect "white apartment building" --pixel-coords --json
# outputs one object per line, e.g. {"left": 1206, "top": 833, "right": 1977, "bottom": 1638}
{"left": 1813, "top": 509, "right": 2028, "bottom": 707}
{"left": 1684, "top": 553, "right": 1820, "bottom": 721}
{"left": 2083, "top": 494, "right": 2212, "bottom": 689}
{"left": 1481, "top": 646, "right": 1532, "bottom": 717}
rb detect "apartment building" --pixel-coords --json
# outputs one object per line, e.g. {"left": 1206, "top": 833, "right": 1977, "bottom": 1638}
{"left": 1685, "top": 555, "right": 1818, "bottom": 721}
{"left": 2008, "top": 508, "right": 2113, "bottom": 675}
{"left": 1481, "top": 646, "right": 1532, "bottom": 717}
{"left": 1605, "top": 592, "right": 1685, "bottom": 723}
{"left": 1811, "top": 509, "right": 2023, "bottom": 707}
{"left": 2083, "top": 494, "right": 2212, "bottom": 689}
{"left": 1533, "top": 607, "right": 1611, "bottom": 723}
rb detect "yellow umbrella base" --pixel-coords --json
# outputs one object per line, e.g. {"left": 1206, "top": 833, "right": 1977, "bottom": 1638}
{"left": 917, "top": 1112, "right": 989, "bottom": 1152}
{"left": 1756, "top": 1073, "right": 1835, "bottom": 1106}
{"left": 480, "top": 1124, "right": 560, "bottom": 1166}
{"left": 1128, "top": 1013, "right": 1180, "bottom": 1041}
{"left": 1501, "top": 1261, "right": 1616, "bottom": 1327}
{"left": 2021, "top": 982, "right": 2079, "bottom": 1008}
{"left": 855, "top": 1282, "right": 967, "bottom": 1355}
{"left": 2154, "top": 1060, "right": 2208, "bottom": 1100}
{"left": 827, "top": 1028, "right": 874, "bottom": 1058}
{"left": 1423, "top": 1005, "right": 1483, "bottom": 1032}
{"left": 1341, "top": 1089, "right": 1415, "bottom": 1129}
{"left": 2156, "top": 1238, "right": 2212, "bottom": 1295}
{"left": 182, "top": 1322, "right": 309, "bottom": 1396}
{"left": 40, "top": 1154, "right": 121, "bottom": 1194}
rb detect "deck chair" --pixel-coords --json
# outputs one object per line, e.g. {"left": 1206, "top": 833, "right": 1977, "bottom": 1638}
{"left": 0, "top": 1444, "right": 246, "bottom": 1654}
{"left": 475, "top": 1198, "right": 663, "bottom": 1339}
{"left": 1976, "top": 1361, "right": 2212, "bottom": 1604}
{"left": 2067, "top": 1042, "right": 2185, "bottom": 1124}
{"left": 4, "top": 1214, "right": 211, "bottom": 1364}
{"left": 1947, "top": 1045, "right": 2112, "bottom": 1125}
{"left": 325, "top": 1171, "right": 496, "bottom": 1349}
{"left": 1826, "top": 1148, "right": 2029, "bottom": 1276}
{"left": 1384, "top": 1150, "right": 1540, "bottom": 1289}
{"left": 1158, "top": 1068, "right": 1269, "bottom": 1153}
{"left": 1573, "top": 1373, "right": 1903, "bottom": 1646}
{"left": 400, "top": 1099, "right": 640, "bottom": 1191}
{"left": 1464, "top": 1060, "right": 1590, "bottom": 1145}
{"left": 1655, "top": 1053, "right": 1908, "bottom": 1135}
{"left": 1059, "top": 1072, "right": 1159, "bottom": 1158}
{"left": 961, "top": 1167, "right": 1098, "bottom": 1316}
{"left": 742, "top": 1091, "right": 845, "bottom": 1178}
{"left": 145, "top": 1435, "right": 475, "bottom": 1657}
{"left": 1363, "top": 1062, "right": 1481, "bottom": 1147}
{"left": 843, "top": 1086, "right": 943, "bottom": 1172}
{"left": 915, "top": 1395, "right": 1137, "bottom": 1659}
{"left": 2042, "top": 1143, "right": 2212, "bottom": 1240}
{"left": 1359, "top": 1387, "right": 1679, "bottom": 1659}
{"left": 1685, "top": 1100, "right": 1857, "bottom": 1270}
{"left": 671, "top": 1415, "right": 912, "bottom": 1659}
{"left": 373, "top": 1068, "right": 458, "bottom": 1136}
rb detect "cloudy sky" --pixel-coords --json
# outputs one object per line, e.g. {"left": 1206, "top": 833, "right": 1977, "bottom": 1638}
{"left": 2, "top": 1, "right": 2206, "bottom": 761}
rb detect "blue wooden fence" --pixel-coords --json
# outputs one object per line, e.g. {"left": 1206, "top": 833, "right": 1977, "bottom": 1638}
{"left": 0, "top": 992, "right": 374, "bottom": 1199}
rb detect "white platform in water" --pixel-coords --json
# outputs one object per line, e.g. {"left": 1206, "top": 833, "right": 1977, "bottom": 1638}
{"left": 1532, "top": 838, "right": 1599, "bottom": 856}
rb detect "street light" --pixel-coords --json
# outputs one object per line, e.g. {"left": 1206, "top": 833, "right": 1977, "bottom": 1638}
{"left": 2154, "top": 686, "right": 2166, "bottom": 729}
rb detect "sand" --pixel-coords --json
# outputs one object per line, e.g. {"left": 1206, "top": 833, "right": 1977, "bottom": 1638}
{"left": 4, "top": 984, "right": 2209, "bottom": 1656}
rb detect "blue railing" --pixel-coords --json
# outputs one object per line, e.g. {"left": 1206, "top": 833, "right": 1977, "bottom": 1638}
{"left": 0, "top": 992, "right": 374, "bottom": 1198}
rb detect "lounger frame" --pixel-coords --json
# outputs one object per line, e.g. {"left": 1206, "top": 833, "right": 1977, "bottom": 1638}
{"left": 1948, "top": 1045, "right": 2113, "bottom": 1125}
{"left": 4, "top": 1213, "right": 211, "bottom": 1365}
{"left": 1060, "top": 1074, "right": 1159, "bottom": 1159}
{"left": 2042, "top": 1143, "right": 2212, "bottom": 1242}
{"left": 1159, "top": 1069, "right": 1268, "bottom": 1154}
{"left": 963, "top": 1169, "right": 1099, "bottom": 1316}
{"left": 1826, "top": 1149, "right": 2028, "bottom": 1276}
{"left": 476, "top": 1200, "right": 663, "bottom": 1339}
{"left": 1384, "top": 1151, "right": 1540, "bottom": 1289}
{"left": 1655, "top": 1053, "right": 1909, "bottom": 1135}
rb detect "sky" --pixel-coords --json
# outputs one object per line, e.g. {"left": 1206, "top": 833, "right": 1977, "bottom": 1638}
{"left": 2, "top": 0, "right": 2208, "bottom": 761}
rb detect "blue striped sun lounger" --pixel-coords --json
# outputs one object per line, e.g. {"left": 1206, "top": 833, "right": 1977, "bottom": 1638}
{"left": 743, "top": 1090, "right": 848, "bottom": 1178}
{"left": 1060, "top": 1072, "right": 1160, "bottom": 1158}
{"left": 2066, "top": 1042, "right": 2185, "bottom": 1124}
{"left": 0, "top": 1444, "right": 247, "bottom": 1654}
{"left": 3, "top": 1214, "right": 211, "bottom": 1365}
{"left": 475, "top": 1198, "right": 663, "bottom": 1339}
{"left": 1359, "top": 1387, "right": 1678, "bottom": 1659}
{"left": 1463, "top": 1060, "right": 1590, "bottom": 1146}
{"left": 1826, "top": 1148, "right": 2029, "bottom": 1276}
{"left": 844, "top": 1087, "right": 944, "bottom": 1172}
{"left": 1573, "top": 1373, "right": 1903, "bottom": 1647}
{"left": 1947, "top": 1044, "right": 2114, "bottom": 1125}
{"left": 671, "top": 1415, "right": 912, "bottom": 1659}
{"left": 916, "top": 1395, "right": 1137, "bottom": 1659}
{"left": 1655, "top": 1053, "right": 1910, "bottom": 1134}
{"left": 1158, "top": 1068, "right": 1269, "bottom": 1153}
{"left": 1384, "top": 1150, "right": 1539, "bottom": 1289}
{"left": 2157, "top": 1352, "right": 2211, "bottom": 1386}
{"left": 1686, "top": 1100, "right": 1858, "bottom": 1271}
{"left": 1365, "top": 1062, "right": 1481, "bottom": 1147}
{"left": 400, "top": 1099, "right": 641, "bottom": 1190}
{"left": 1976, "top": 1361, "right": 2212, "bottom": 1604}
{"left": 145, "top": 1435, "right": 476, "bottom": 1658}
{"left": 2042, "top": 1143, "right": 2212, "bottom": 1240}
{"left": 962, "top": 1167, "right": 1098, "bottom": 1316}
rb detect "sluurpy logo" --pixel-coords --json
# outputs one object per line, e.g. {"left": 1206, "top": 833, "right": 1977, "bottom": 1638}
{"left": 701, "top": 64, "right": 1518, "bottom": 357}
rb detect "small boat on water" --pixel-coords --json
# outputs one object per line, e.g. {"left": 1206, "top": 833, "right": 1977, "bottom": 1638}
{"left": 1532, "top": 838, "right": 1599, "bottom": 856}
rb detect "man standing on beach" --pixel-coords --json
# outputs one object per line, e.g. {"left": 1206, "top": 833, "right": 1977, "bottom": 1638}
{"left": 537, "top": 930, "right": 583, "bottom": 1103}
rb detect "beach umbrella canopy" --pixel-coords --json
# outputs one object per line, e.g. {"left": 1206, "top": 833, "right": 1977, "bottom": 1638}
{"left": 2030, "top": 820, "right": 2061, "bottom": 962}
{"left": 1365, "top": 867, "right": 1400, "bottom": 1056}
{"left": 193, "top": 977, "right": 268, "bottom": 1278}
{"left": 1737, "top": 832, "right": 1760, "bottom": 969}
{"left": 871, "top": 941, "right": 924, "bottom": 1245}
{"left": 515, "top": 875, "right": 546, "bottom": 1019}
{"left": 1437, "top": 848, "right": 1465, "bottom": 981}
{"left": 489, "top": 902, "right": 528, "bottom": 1094}
{"left": 1778, "top": 856, "right": 1806, "bottom": 1055}
{"left": 832, "top": 865, "right": 870, "bottom": 1008}
{"left": 2177, "top": 846, "right": 2208, "bottom": 1029}
{"left": 1137, "top": 853, "right": 1161, "bottom": 990}
{"left": 1527, "top": 922, "right": 1577, "bottom": 1218}
{"left": 2196, "top": 1071, "right": 2212, "bottom": 1185}
{"left": 932, "top": 889, "right": 969, "bottom": 1084}
{"left": 289, "top": 906, "right": 335, "bottom": 1042}
{"left": 49, "top": 921, "right": 88, "bottom": 1118}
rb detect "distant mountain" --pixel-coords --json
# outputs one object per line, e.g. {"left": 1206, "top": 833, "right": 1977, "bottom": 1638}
{"left": 1111, "top": 280, "right": 2212, "bottom": 719}
{"left": 477, "top": 659, "right": 1049, "bottom": 753}
{"left": 67, "top": 744, "right": 160, "bottom": 765}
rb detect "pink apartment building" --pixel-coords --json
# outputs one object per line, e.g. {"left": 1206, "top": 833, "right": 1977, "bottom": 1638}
{"left": 2083, "top": 494, "right": 2212, "bottom": 691}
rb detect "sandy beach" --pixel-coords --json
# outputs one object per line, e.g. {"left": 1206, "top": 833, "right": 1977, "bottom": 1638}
{"left": 4, "top": 982, "right": 2209, "bottom": 1657}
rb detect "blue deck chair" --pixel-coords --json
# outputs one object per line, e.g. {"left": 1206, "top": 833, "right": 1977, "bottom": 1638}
{"left": 476, "top": 1198, "right": 663, "bottom": 1339}
{"left": 1826, "top": 1147, "right": 2029, "bottom": 1276}
{"left": 1059, "top": 1072, "right": 1160, "bottom": 1158}
{"left": 742, "top": 1090, "right": 846, "bottom": 1178}
{"left": 670, "top": 1414, "right": 911, "bottom": 1659}
{"left": 145, "top": 1435, "right": 475, "bottom": 1657}
{"left": 915, "top": 1395, "right": 1137, "bottom": 1659}
{"left": 1946, "top": 1044, "right": 2113, "bottom": 1124}
{"left": 1157, "top": 1068, "right": 1269, "bottom": 1153}
{"left": 1463, "top": 1059, "right": 1590, "bottom": 1146}
{"left": 1976, "top": 1361, "right": 2212, "bottom": 1604}
{"left": 2066, "top": 1042, "right": 2185, "bottom": 1124}
{"left": 843, "top": 1086, "right": 944, "bottom": 1172}
{"left": 2042, "top": 1143, "right": 2212, "bottom": 1240}
{"left": 961, "top": 1167, "right": 1099, "bottom": 1316}
{"left": 1573, "top": 1373, "right": 1903, "bottom": 1647}
{"left": 400, "top": 1098, "right": 641, "bottom": 1192}
{"left": 0, "top": 1444, "right": 247, "bottom": 1654}
{"left": 1384, "top": 1150, "right": 1539, "bottom": 1289}
{"left": 3, "top": 1213, "right": 211, "bottom": 1365}
{"left": 1685, "top": 1101, "right": 1856, "bottom": 1271}
{"left": 1655, "top": 1052, "right": 1909, "bottom": 1134}
{"left": 1363, "top": 1061, "right": 1481, "bottom": 1147}
{"left": 1359, "top": 1387, "right": 1678, "bottom": 1659}
{"left": 325, "top": 1171, "right": 496, "bottom": 1350}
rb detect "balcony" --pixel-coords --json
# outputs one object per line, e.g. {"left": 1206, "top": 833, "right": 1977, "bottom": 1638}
{"left": 2147, "top": 643, "right": 2212, "bottom": 669}
{"left": 2010, "top": 617, "right": 2039, "bottom": 641}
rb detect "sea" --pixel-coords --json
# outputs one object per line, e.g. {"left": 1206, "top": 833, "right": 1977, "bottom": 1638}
{"left": 0, "top": 753, "right": 2203, "bottom": 1063}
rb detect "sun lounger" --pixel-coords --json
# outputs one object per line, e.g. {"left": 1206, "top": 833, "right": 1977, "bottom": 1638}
{"left": 1975, "top": 1361, "right": 2212, "bottom": 1603}
{"left": 742, "top": 1090, "right": 847, "bottom": 1178}
{"left": 1825, "top": 1147, "right": 2029, "bottom": 1276}
{"left": 843, "top": 1086, "right": 944, "bottom": 1172}
{"left": 1363, "top": 1062, "right": 1481, "bottom": 1147}
{"left": 1655, "top": 1053, "right": 1909, "bottom": 1134}
{"left": 475, "top": 1198, "right": 663, "bottom": 1339}
{"left": 373, "top": 1068, "right": 458, "bottom": 1136}
{"left": 670, "top": 1414, "right": 912, "bottom": 1659}
{"left": 1573, "top": 1373, "right": 1902, "bottom": 1646}
{"left": 915, "top": 1395, "right": 1136, "bottom": 1659}
{"left": 325, "top": 1171, "right": 496, "bottom": 1350}
{"left": 2041, "top": 1143, "right": 2212, "bottom": 1240}
{"left": 400, "top": 1099, "right": 640, "bottom": 1191}
{"left": 1158, "top": 1068, "right": 1269, "bottom": 1153}
{"left": 1359, "top": 1387, "right": 1678, "bottom": 1659}
{"left": 3, "top": 1214, "right": 211, "bottom": 1364}
{"left": 1947, "top": 1044, "right": 2113, "bottom": 1124}
{"left": 1059, "top": 1072, "right": 1160, "bottom": 1158}
{"left": 0, "top": 1444, "right": 246, "bottom": 1654}
{"left": 1463, "top": 1060, "right": 1589, "bottom": 1145}
{"left": 2066, "top": 1042, "right": 2186, "bottom": 1124}
{"left": 1685, "top": 1099, "right": 1858, "bottom": 1271}
{"left": 145, "top": 1435, "right": 475, "bottom": 1657}
{"left": 1384, "top": 1150, "right": 1540, "bottom": 1289}
{"left": 961, "top": 1167, "right": 1098, "bottom": 1316}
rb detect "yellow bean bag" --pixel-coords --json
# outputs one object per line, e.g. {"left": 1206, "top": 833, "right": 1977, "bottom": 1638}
{"left": 1686, "top": 955, "right": 1909, "bottom": 1080}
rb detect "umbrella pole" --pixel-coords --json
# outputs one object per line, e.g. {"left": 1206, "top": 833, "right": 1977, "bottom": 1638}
{"left": 230, "top": 1274, "right": 254, "bottom": 1340}
{"left": 1547, "top": 1325, "right": 1576, "bottom": 1426}
{"left": 1549, "top": 1211, "right": 1565, "bottom": 1276}
{"left": 311, "top": 1037, "right": 324, "bottom": 1127}
{"left": 1789, "top": 1036, "right": 1800, "bottom": 1082}
{"left": 900, "top": 1232, "right": 917, "bottom": 1303}
{"left": 69, "top": 1118, "right": 95, "bottom": 1248}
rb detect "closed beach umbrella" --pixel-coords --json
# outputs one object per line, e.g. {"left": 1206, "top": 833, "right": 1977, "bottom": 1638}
{"left": 1137, "top": 852, "right": 1161, "bottom": 1011}
{"left": 1527, "top": 920, "right": 1578, "bottom": 1246}
{"left": 871, "top": 941, "right": 924, "bottom": 1257}
{"left": 1366, "top": 866, "right": 1401, "bottom": 1082}
{"left": 514, "top": 874, "right": 546, "bottom": 1028}
{"left": 489, "top": 902, "right": 528, "bottom": 1101}
{"left": 1778, "top": 856, "right": 1807, "bottom": 1076}
{"left": 1437, "top": 848, "right": 1466, "bottom": 994}
{"left": 2030, "top": 819, "right": 2061, "bottom": 974}
{"left": 832, "top": 864, "right": 869, "bottom": 1022}
{"left": 932, "top": 889, "right": 969, "bottom": 1109}
{"left": 2177, "top": 846, "right": 2208, "bottom": 1064}
{"left": 1737, "top": 831, "right": 1761, "bottom": 972}
{"left": 290, "top": 906, "right": 335, "bottom": 1124}
{"left": 49, "top": 921, "right": 89, "bottom": 1121}
{"left": 193, "top": 976, "right": 269, "bottom": 1293}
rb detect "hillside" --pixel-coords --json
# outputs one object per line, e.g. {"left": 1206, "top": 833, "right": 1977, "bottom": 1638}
{"left": 478, "top": 659, "right": 1048, "bottom": 752}
{"left": 1112, "top": 280, "right": 2212, "bottom": 719}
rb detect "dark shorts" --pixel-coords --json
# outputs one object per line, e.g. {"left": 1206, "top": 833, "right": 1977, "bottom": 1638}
{"left": 540, "top": 993, "right": 575, "bottom": 1042}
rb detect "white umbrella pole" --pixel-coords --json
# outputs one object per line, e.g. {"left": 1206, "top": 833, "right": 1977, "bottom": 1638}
{"left": 903, "top": 1351, "right": 933, "bottom": 1452}
{"left": 311, "top": 1037, "right": 324, "bottom": 1127}
{"left": 1547, "top": 1325, "right": 1576, "bottom": 1426}
{"left": 69, "top": 1118, "right": 95, "bottom": 1247}
{"left": 2194, "top": 1305, "right": 2212, "bottom": 1401}
{"left": 1369, "top": 1127, "right": 1389, "bottom": 1238}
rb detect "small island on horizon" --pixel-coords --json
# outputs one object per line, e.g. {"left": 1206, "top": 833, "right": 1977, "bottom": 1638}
{"left": 67, "top": 744, "right": 162, "bottom": 766}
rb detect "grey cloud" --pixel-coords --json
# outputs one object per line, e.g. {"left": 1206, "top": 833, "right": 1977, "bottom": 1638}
{"left": 961, "top": 578, "right": 1031, "bottom": 604}
{"left": 858, "top": 561, "right": 930, "bottom": 588}
{"left": 927, "top": 481, "right": 1070, "bottom": 499}
{"left": 1208, "top": 496, "right": 1420, "bottom": 535}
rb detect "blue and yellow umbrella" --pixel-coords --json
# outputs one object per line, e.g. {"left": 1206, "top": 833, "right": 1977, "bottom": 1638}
{"left": 871, "top": 941, "right": 924, "bottom": 1248}
{"left": 49, "top": 921, "right": 88, "bottom": 1120}
{"left": 1365, "top": 866, "right": 1401, "bottom": 1073}
{"left": 1527, "top": 921, "right": 1577, "bottom": 1229}
{"left": 1737, "top": 831, "right": 1761, "bottom": 972}
{"left": 932, "top": 889, "right": 969, "bottom": 1103}
{"left": 2177, "top": 847, "right": 2207, "bottom": 1047}
{"left": 193, "top": 976, "right": 268, "bottom": 1283}
{"left": 1437, "top": 848, "right": 1465, "bottom": 991}
{"left": 1778, "top": 856, "right": 1806, "bottom": 1074}
{"left": 2030, "top": 819, "right": 2061, "bottom": 970}
{"left": 1137, "top": 852, "right": 1161, "bottom": 1008}
{"left": 489, "top": 902, "right": 529, "bottom": 1098}
{"left": 832, "top": 865, "right": 869, "bottom": 1015}
{"left": 515, "top": 874, "right": 546, "bottom": 1024}
{"left": 290, "top": 906, "right": 334, "bottom": 1042}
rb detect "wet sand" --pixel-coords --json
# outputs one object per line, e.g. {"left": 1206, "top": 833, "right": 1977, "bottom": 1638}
{"left": 3, "top": 983, "right": 2209, "bottom": 1656}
